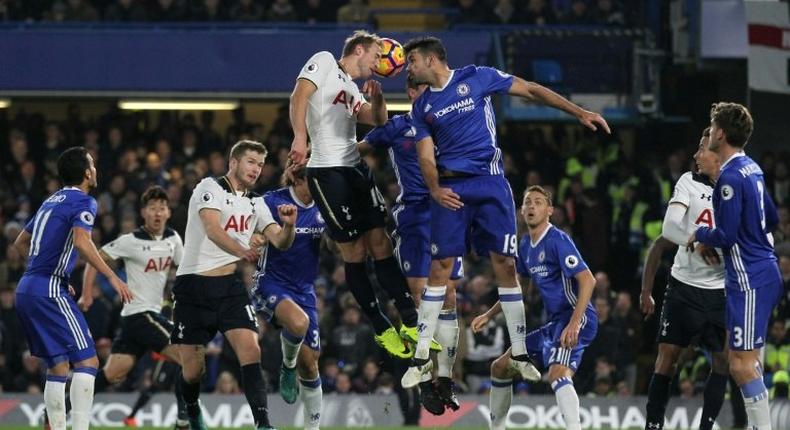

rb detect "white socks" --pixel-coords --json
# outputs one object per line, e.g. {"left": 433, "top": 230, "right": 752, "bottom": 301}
{"left": 741, "top": 377, "right": 772, "bottom": 430}
{"left": 45, "top": 375, "right": 68, "bottom": 430}
{"left": 414, "top": 285, "right": 446, "bottom": 360}
{"left": 435, "top": 310, "right": 459, "bottom": 378}
{"left": 299, "top": 378, "right": 322, "bottom": 430}
{"left": 70, "top": 368, "right": 97, "bottom": 430}
{"left": 497, "top": 286, "right": 527, "bottom": 356}
{"left": 281, "top": 331, "right": 305, "bottom": 369}
{"left": 489, "top": 377, "right": 512, "bottom": 430}
{"left": 551, "top": 376, "right": 581, "bottom": 430}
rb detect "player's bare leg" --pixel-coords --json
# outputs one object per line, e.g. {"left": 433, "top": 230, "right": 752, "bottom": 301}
{"left": 296, "top": 346, "right": 322, "bottom": 430}
{"left": 337, "top": 239, "right": 409, "bottom": 359}
{"left": 730, "top": 348, "right": 771, "bottom": 430}
{"left": 645, "top": 343, "right": 682, "bottom": 429}
{"left": 225, "top": 328, "right": 274, "bottom": 430}
{"left": 489, "top": 252, "right": 539, "bottom": 381}
{"left": 273, "top": 299, "right": 310, "bottom": 404}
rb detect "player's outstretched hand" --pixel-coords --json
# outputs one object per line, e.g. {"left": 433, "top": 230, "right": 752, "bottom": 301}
{"left": 639, "top": 291, "right": 655, "bottom": 320}
{"left": 111, "top": 277, "right": 134, "bottom": 304}
{"left": 431, "top": 187, "right": 463, "bottom": 210}
{"left": 362, "top": 79, "right": 382, "bottom": 99}
{"left": 471, "top": 314, "right": 490, "bottom": 333}
{"left": 577, "top": 110, "right": 611, "bottom": 134}
{"left": 77, "top": 294, "right": 93, "bottom": 312}
{"left": 277, "top": 204, "right": 298, "bottom": 226}
{"left": 289, "top": 137, "right": 308, "bottom": 167}
{"left": 560, "top": 319, "right": 581, "bottom": 348}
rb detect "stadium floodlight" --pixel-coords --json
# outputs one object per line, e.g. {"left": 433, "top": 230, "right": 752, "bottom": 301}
{"left": 118, "top": 100, "right": 240, "bottom": 111}
{"left": 387, "top": 102, "right": 413, "bottom": 112}
{"left": 0, "top": 98, "right": 10, "bottom": 109}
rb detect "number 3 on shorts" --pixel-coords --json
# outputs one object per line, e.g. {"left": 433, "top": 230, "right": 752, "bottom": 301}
{"left": 732, "top": 326, "right": 743, "bottom": 348}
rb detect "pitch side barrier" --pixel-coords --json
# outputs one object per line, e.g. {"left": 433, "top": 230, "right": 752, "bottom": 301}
{"left": 1, "top": 393, "right": 788, "bottom": 428}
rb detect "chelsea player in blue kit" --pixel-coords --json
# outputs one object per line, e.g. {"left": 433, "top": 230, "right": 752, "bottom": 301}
{"left": 472, "top": 186, "right": 596, "bottom": 430}
{"left": 250, "top": 164, "right": 325, "bottom": 430}
{"left": 13, "top": 147, "right": 132, "bottom": 430}
{"left": 360, "top": 77, "right": 464, "bottom": 415}
{"left": 689, "top": 103, "right": 782, "bottom": 430}
{"left": 401, "top": 36, "right": 609, "bottom": 385}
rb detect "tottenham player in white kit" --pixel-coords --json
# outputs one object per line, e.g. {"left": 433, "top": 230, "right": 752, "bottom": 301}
{"left": 640, "top": 128, "right": 731, "bottom": 430}
{"left": 289, "top": 30, "right": 421, "bottom": 359}
{"left": 80, "top": 186, "right": 188, "bottom": 428}
{"left": 172, "top": 140, "right": 297, "bottom": 430}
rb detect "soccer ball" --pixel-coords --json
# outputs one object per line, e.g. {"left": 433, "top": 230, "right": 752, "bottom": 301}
{"left": 374, "top": 38, "right": 405, "bottom": 78}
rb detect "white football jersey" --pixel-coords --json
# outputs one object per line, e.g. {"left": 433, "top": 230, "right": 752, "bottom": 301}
{"left": 297, "top": 51, "right": 368, "bottom": 168}
{"left": 177, "top": 177, "right": 276, "bottom": 276}
{"left": 667, "top": 171, "right": 725, "bottom": 289}
{"left": 102, "top": 227, "right": 183, "bottom": 317}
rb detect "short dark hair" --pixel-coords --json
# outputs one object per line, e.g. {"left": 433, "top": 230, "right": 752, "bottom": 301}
{"left": 702, "top": 127, "right": 711, "bottom": 137}
{"left": 342, "top": 30, "right": 381, "bottom": 57}
{"left": 229, "top": 140, "right": 268, "bottom": 160}
{"left": 57, "top": 146, "right": 90, "bottom": 186}
{"left": 524, "top": 185, "right": 553, "bottom": 206}
{"left": 710, "top": 102, "right": 753, "bottom": 148}
{"left": 403, "top": 36, "right": 447, "bottom": 62}
{"left": 281, "top": 160, "right": 306, "bottom": 187}
{"left": 140, "top": 185, "right": 169, "bottom": 206}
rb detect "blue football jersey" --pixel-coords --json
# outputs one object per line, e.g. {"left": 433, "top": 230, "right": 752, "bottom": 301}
{"left": 363, "top": 113, "right": 428, "bottom": 204}
{"left": 517, "top": 225, "right": 595, "bottom": 321}
{"left": 18, "top": 187, "right": 97, "bottom": 297}
{"left": 254, "top": 187, "right": 325, "bottom": 290}
{"left": 696, "top": 153, "right": 780, "bottom": 290}
{"left": 411, "top": 65, "right": 514, "bottom": 176}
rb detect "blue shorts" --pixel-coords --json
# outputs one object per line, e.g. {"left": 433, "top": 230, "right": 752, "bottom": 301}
{"left": 15, "top": 285, "right": 96, "bottom": 368}
{"left": 726, "top": 266, "right": 782, "bottom": 351}
{"left": 250, "top": 281, "right": 320, "bottom": 351}
{"left": 430, "top": 175, "right": 517, "bottom": 259}
{"left": 392, "top": 199, "right": 463, "bottom": 279}
{"left": 525, "top": 312, "right": 597, "bottom": 372}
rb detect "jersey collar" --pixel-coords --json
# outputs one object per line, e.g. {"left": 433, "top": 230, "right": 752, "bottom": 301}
{"left": 430, "top": 69, "right": 455, "bottom": 92}
{"left": 289, "top": 186, "right": 314, "bottom": 209}
{"left": 719, "top": 151, "right": 745, "bottom": 172}
{"left": 216, "top": 176, "right": 252, "bottom": 198}
{"left": 530, "top": 223, "right": 553, "bottom": 248}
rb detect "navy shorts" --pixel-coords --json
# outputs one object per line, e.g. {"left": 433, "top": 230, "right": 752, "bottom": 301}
{"left": 392, "top": 199, "right": 463, "bottom": 279}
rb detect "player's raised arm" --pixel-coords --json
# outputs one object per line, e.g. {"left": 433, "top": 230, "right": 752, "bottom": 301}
{"left": 357, "top": 79, "right": 387, "bottom": 126}
{"left": 640, "top": 236, "right": 676, "bottom": 319}
{"left": 199, "top": 208, "right": 258, "bottom": 262}
{"left": 260, "top": 204, "right": 297, "bottom": 250}
{"left": 289, "top": 79, "right": 317, "bottom": 166}
{"left": 508, "top": 76, "right": 610, "bottom": 134}
{"left": 73, "top": 227, "right": 132, "bottom": 303}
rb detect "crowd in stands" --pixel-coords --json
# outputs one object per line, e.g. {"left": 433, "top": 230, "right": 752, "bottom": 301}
{"left": 0, "top": 0, "right": 638, "bottom": 27}
{"left": 0, "top": 102, "right": 788, "bottom": 407}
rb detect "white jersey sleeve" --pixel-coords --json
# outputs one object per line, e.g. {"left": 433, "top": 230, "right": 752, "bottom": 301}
{"left": 193, "top": 179, "right": 224, "bottom": 213}
{"left": 172, "top": 231, "right": 184, "bottom": 266}
{"left": 669, "top": 173, "right": 692, "bottom": 207}
{"left": 254, "top": 196, "right": 277, "bottom": 232}
{"left": 102, "top": 233, "right": 134, "bottom": 260}
{"left": 297, "top": 51, "right": 336, "bottom": 90}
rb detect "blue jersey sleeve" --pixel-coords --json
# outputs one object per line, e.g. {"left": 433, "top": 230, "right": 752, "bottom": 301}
{"left": 411, "top": 98, "right": 432, "bottom": 143}
{"left": 475, "top": 66, "right": 514, "bottom": 95}
{"left": 72, "top": 197, "right": 97, "bottom": 231}
{"left": 696, "top": 172, "right": 742, "bottom": 248}
{"left": 553, "top": 233, "right": 588, "bottom": 278}
{"left": 764, "top": 191, "right": 779, "bottom": 231}
{"left": 363, "top": 120, "right": 395, "bottom": 149}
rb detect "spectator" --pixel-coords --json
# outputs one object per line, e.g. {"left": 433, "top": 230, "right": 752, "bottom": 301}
{"left": 765, "top": 321, "right": 789, "bottom": 374}
{"left": 523, "top": 0, "right": 557, "bottom": 25}
{"left": 353, "top": 359, "right": 381, "bottom": 393}
{"left": 335, "top": 371, "right": 352, "bottom": 394}
{"left": 561, "top": 0, "right": 592, "bottom": 25}
{"left": 489, "top": 0, "right": 520, "bottom": 24}
{"left": 104, "top": 0, "right": 147, "bottom": 21}
{"left": 267, "top": 0, "right": 297, "bottom": 21}
{"left": 327, "top": 306, "right": 376, "bottom": 375}
{"left": 215, "top": 371, "right": 242, "bottom": 394}
{"left": 336, "top": 0, "right": 368, "bottom": 24}
{"left": 463, "top": 303, "right": 505, "bottom": 393}
{"left": 230, "top": 0, "right": 264, "bottom": 22}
